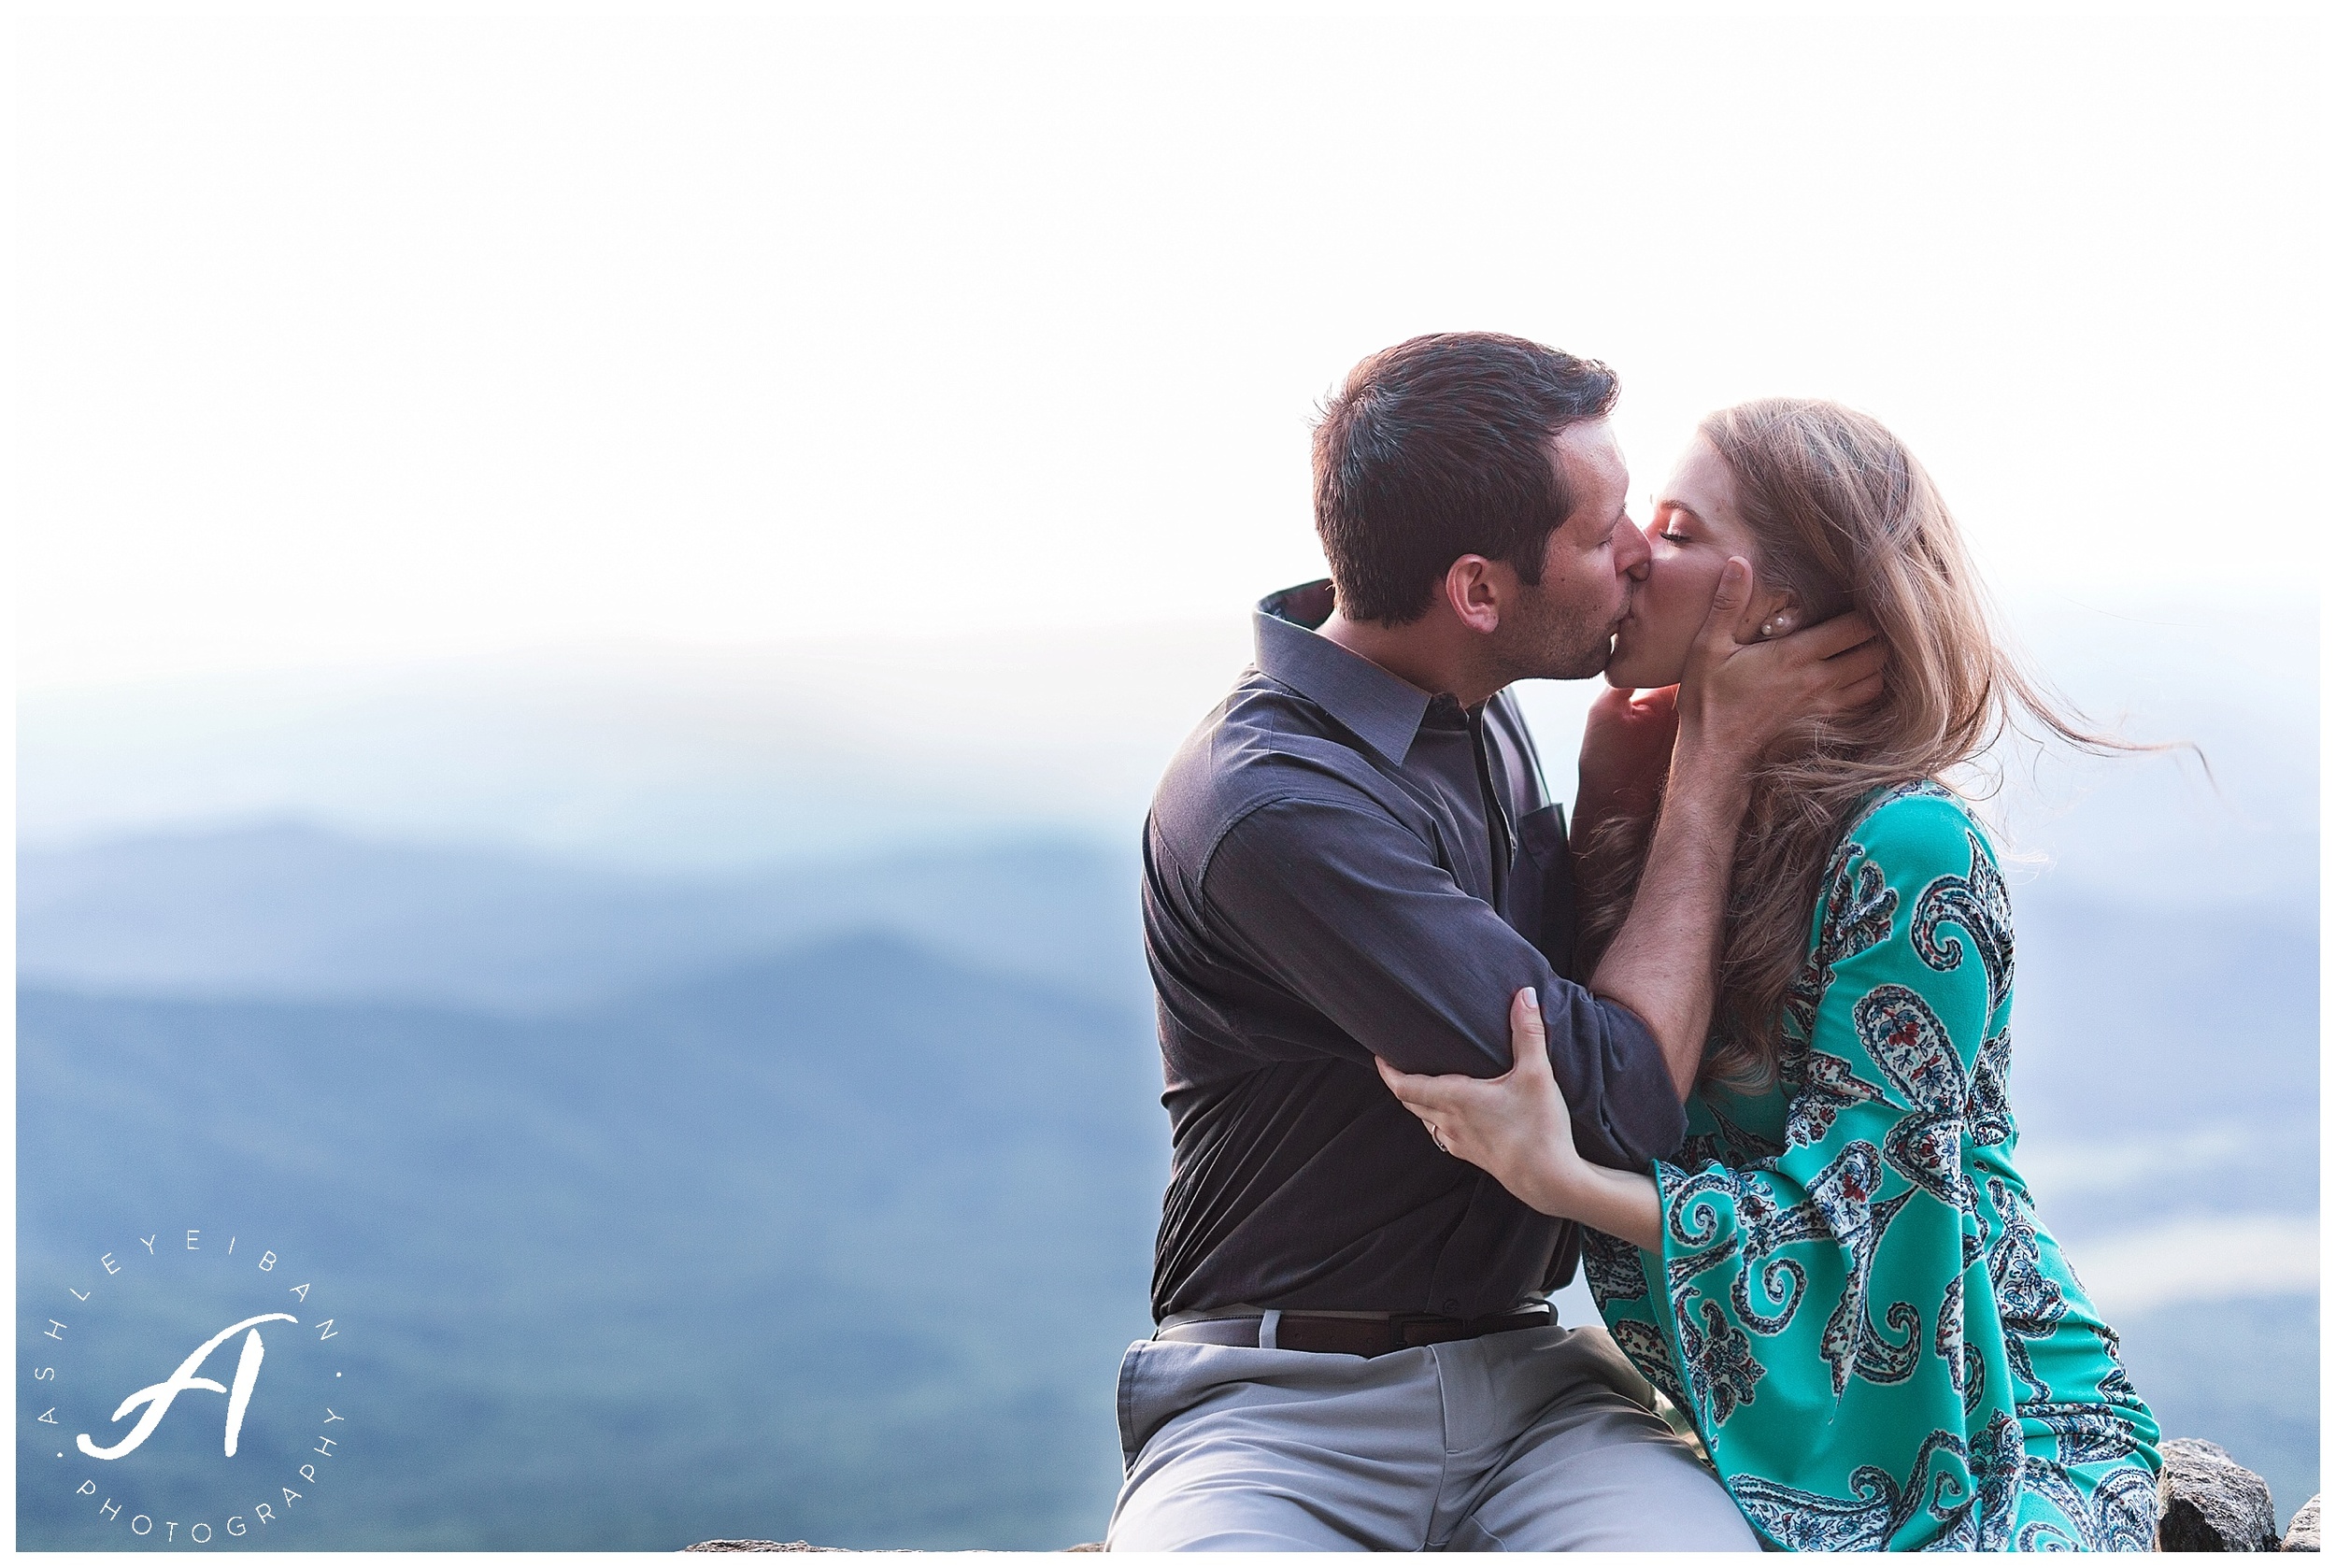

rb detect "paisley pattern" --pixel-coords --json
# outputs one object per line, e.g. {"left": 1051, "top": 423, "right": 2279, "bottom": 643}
{"left": 1679, "top": 1295, "right": 1764, "bottom": 1423}
{"left": 1726, "top": 1433, "right": 1944, "bottom": 1551}
{"left": 1726, "top": 1417, "right": 2025, "bottom": 1552}
{"left": 1856, "top": 984, "right": 1974, "bottom": 1211}
{"left": 1609, "top": 1317, "right": 1689, "bottom": 1410}
{"left": 1784, "top": 840, "right": 1899, "bottom": 1043}
{"left": 2087, "top": 1324, "right": 2151, "bottom": 1415}
{"left": 2022, "top": 1401, "right": 2145, "bottom": 1466}
{"left": 1935, "top": 1272, "right": 1982, "bottom": 1413}
{"left": 1702, "top": 1096, "right": 1785, "bottom": 1165}
{"left": 1780, "top": 1048, "right": 1888, "bottom": 1148}
{"left": 1815, "top": 1183, "right": 1916, "bottom": 1395}
{"left": 2015, "top": 1459, "right": 2162, "bottom": 1551}
{"left": 1911, "top": 829, "right": 2014, "bottom": 1013}
{"left": 1967, "top": 1027, "right": 2016, "bottom": 1147}
{"left": 1580, "top": 1224, "right": 1647, "bottom": 1304}
{"left": 1987, "top": 1174, "right": 2069, "bottom": 1332}
{"left": 2003, "top": 1329, "right": 2050, "bottom": 1404}
{"left": 1586, "top": 783, "right": 2159, "bottom": 1549}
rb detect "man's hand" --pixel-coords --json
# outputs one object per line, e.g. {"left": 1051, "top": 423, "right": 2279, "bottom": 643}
{"left": 1674, "top": 559, "right": 1887, "bottom": 774}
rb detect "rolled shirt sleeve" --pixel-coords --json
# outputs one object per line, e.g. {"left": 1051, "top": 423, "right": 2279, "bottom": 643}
{"left": 1202, "top": 794, "right": 1687, "bottom": 1172}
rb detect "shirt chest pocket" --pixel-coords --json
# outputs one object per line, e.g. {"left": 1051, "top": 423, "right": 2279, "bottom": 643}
{"left": 1509, "top": 803, "right": 1579, "bottom": 981}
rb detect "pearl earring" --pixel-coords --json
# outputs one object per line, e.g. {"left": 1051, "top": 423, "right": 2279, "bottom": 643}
{"left": 1760, "top": 613, "right": 1795, "bottom": 639}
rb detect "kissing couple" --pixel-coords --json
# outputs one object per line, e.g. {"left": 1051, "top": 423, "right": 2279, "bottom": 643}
{"left": 1109, "top": 332, "right": 2161, "bottom": 1550}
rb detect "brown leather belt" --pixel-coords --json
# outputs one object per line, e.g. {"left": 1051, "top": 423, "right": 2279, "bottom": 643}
{"left": 1154, "top": 1304, "right": 1555, "bottom": 1358}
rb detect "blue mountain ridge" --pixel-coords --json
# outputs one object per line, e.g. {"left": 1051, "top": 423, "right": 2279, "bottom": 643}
{"left": 20, "top": 932, "right": 1165, "bottom": 1550}
{"left": 16, "top": 824, "right": 2319, "bottom": 1543}
{"left": 18, "top": 820, "right": 1147, "bottom": 1012}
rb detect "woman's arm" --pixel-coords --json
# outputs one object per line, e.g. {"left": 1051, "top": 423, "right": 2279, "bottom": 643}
{"left": 1581, "top": 563, "right": 1886, "bottom": 1098}
{"left": 1569, "top": 684, "right": 1676, "bottom": 862}
{"left": 1377, "top": 989, "right": 1663, "bottom": 1249}
{"left": 1383, "top": 792, "right": 2049, "bottom": 1551}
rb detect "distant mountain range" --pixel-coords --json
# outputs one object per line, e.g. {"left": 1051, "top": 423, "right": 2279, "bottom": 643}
{"left": 20, "top": 928, "right": 1166, "bottom": 1549}
{"left": 20, "top": 595, "right": 2315, "bottom": 900}
{"left": 17, "top": 820, "right": 2319, "bottom": 1543}
{"left": 21, "top": 817, "right": 2314, "bottom": 1162}
{"left": 20, "top": 820, "right": 1146, "bottom": 1011}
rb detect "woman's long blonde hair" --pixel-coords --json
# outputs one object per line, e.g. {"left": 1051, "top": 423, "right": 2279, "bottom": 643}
{"left": 1580, "top": 398, "right": 2145, "bottom": 1090}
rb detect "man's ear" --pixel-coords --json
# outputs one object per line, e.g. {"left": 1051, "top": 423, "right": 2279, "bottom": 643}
{"left": 1442, "top": 555, "right": 1504, "bottom": 635}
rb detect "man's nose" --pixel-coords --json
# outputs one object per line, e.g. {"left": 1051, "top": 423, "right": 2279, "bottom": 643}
{"left": 1617, "top": 519, "right": 1653, "bottom": 581}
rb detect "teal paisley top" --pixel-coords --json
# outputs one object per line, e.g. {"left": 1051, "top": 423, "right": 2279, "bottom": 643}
{"left": 1588, "top": 782, "right": 2161, "bottom": 1551}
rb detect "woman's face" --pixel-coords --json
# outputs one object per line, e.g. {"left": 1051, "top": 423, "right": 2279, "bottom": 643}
{"left": 1603, "top": 435, "right": 1779, "bottom": 690}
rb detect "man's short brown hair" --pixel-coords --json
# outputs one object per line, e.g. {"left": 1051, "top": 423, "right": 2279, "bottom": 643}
{"left": 1312, "top": 333, "right": 1619, "bottom": 625}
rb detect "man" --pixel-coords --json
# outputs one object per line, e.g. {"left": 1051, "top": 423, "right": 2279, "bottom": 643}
{"left": 1111, "top": 333, "right": 1886, "bottom": 1550}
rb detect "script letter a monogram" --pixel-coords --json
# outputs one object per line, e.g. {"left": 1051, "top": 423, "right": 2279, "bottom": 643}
{"left": 77, "top": 1314, "right": 298, "bottom": 1461}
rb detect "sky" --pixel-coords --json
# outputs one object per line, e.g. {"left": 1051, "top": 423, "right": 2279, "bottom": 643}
{"left": 15, "top": 10, "right": 2323, "bottom": 693}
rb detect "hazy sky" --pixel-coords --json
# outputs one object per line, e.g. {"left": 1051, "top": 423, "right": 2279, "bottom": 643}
{"left": 17, "top": 10, "right": 2321, "bottom": 691}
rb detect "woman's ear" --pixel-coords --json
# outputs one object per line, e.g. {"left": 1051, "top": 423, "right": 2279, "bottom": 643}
{"left": 1744, "top": 587, "right": 1802, "bottom": 643}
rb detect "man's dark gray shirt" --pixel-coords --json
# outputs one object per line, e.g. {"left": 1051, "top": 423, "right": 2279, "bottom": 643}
{"left": 1142, "top": 581, "right": 1687, "bottom": 1323}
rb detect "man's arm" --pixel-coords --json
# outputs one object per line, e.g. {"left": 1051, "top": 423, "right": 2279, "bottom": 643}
{"left": 1202, "top": 793, "right": 1685, "bottom": 1172}
{"left": 1587, "top": 559, "right": 1887, "bottom": 1098}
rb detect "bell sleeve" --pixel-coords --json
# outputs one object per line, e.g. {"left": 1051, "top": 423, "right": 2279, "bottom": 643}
{"left": 1584, "top": 788, "right": 2034, "bottom": 1551}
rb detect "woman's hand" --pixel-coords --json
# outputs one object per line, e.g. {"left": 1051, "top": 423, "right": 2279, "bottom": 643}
{"left": 1375, "top": 988, "right": 1587, "bottom": 1219}
{"left": 1673, "top": 558, "right": 1886, "bottom": 771}
{"left": 1376, "top": 987, "right": 1670, "bottom": 1250}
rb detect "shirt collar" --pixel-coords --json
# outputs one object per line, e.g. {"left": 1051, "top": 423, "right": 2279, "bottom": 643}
{"left": 1254, "top": 579, "right": 1437, "bottom": 767}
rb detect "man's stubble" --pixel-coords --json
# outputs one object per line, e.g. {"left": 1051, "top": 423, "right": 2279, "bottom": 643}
{"left": 1490, "top": 578, "right": 1616, "bottom": 691}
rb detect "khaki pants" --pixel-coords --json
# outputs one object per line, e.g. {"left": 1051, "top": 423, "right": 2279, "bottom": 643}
{"left": 1107, "top": 1320, "right": 1758, "bottom": 1552}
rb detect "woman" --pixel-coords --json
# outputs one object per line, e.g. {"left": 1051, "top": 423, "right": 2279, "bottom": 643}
{"left": 1379, "top": 399, "right": 2161, "bottom": 1551}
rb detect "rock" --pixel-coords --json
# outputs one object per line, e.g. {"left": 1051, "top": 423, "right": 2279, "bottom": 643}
{"left": 681, "top": 1541, "right": 1103, "bottom": 1553}
{"left": 2285, "top": 1495, "right": 2320, "bottom": 1552}
{"left": 2158, "top": 1437, "right": 2281, "bottom": 1551}
{"left": 682, "top": 1544, "right": 843, "bottom": 1553}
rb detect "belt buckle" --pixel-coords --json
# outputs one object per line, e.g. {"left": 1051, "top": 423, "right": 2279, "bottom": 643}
{"left": 1389, "top": 1311, "right": 1464, "bottom": 1349}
